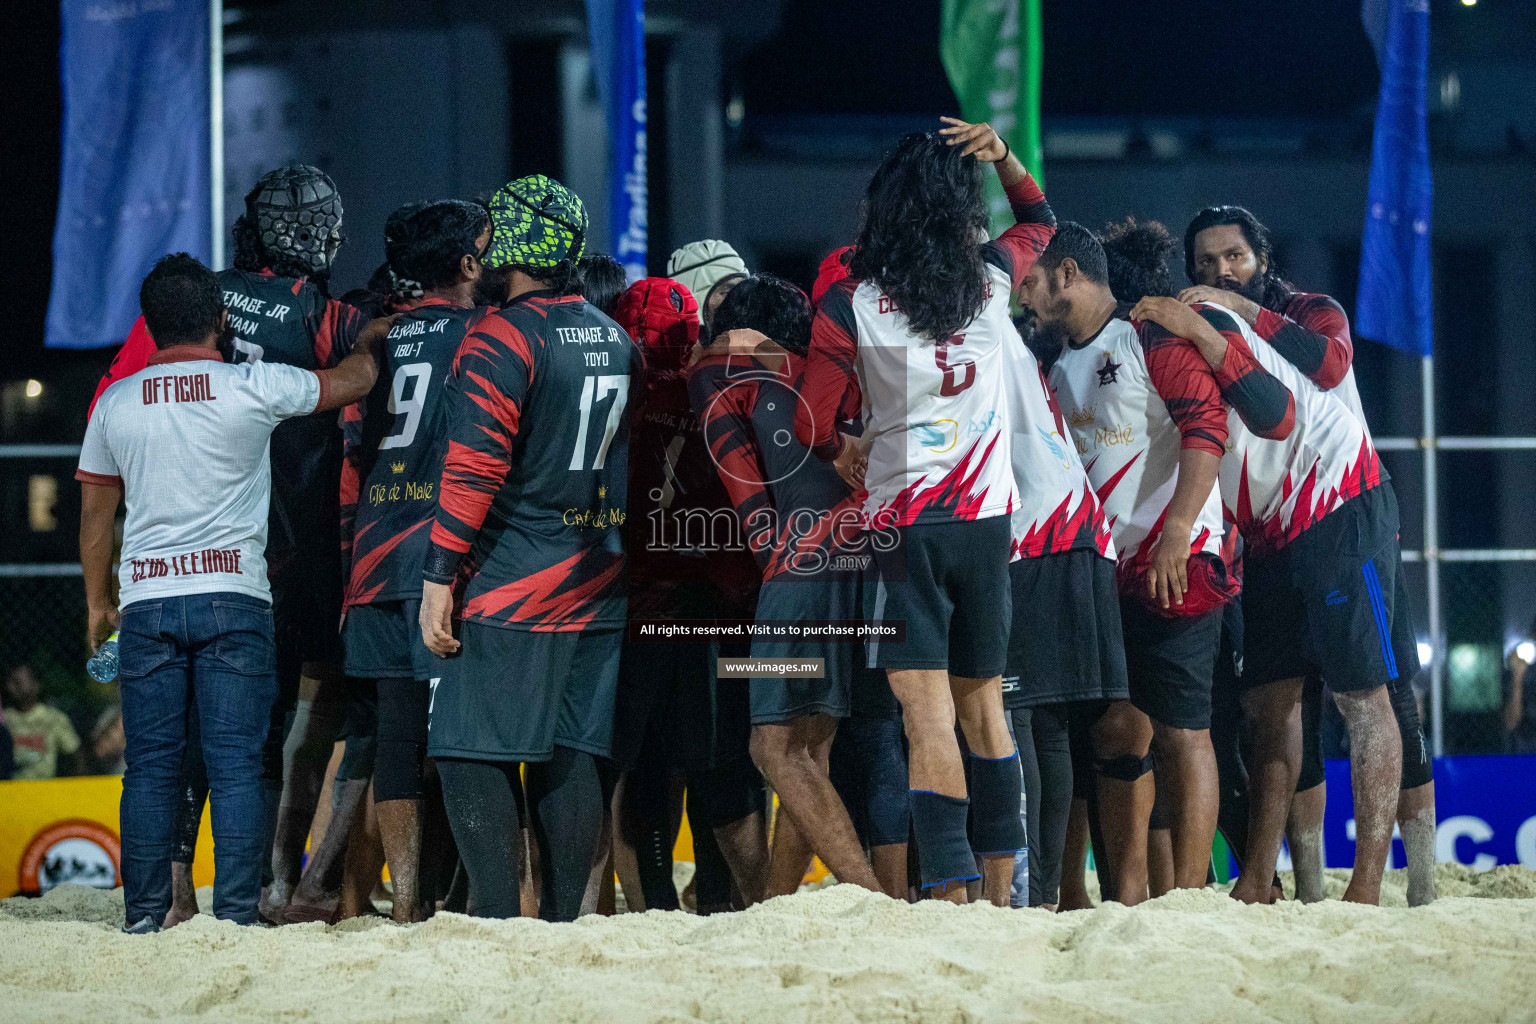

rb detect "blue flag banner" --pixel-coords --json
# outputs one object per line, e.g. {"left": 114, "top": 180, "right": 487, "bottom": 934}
{"left": 1356, "top": 0, "right": 1432, "bottom": 356}
{"left": 585, "top": 0, "right": 647, "bottom": 283}
{"left": 47, "top": 0, "right": 210, "bottom": 350}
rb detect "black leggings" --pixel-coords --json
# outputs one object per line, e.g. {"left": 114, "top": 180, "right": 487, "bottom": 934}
{"left": 620, "top": 763, "right": 681, "bottom": 911}
{"left": 373, "top": 677, "right": 429, "bottom": 802}
{"left": 1009, "top": 704, "right": 1072, "bottom": 907}
{"left": 438, "top": 747, "right": 613, "bottom": 921}
{"left": 829, "top": 715, "right": 910, "bottom": 848}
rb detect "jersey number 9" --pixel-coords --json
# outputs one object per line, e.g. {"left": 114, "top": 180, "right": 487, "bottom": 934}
{"left": 381, "top": 362, "right": 433, "bottom": 450}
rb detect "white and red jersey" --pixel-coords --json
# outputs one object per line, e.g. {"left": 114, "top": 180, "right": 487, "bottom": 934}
{"left": 1049, "top": 314, "right": 1224, "bottom": 588}
{"left": 1210, "top": 306, "right": 1382, "bottom": 557}
{"left": 1001, "top": 332, "right": 1112, "bottom": 561}
{"left": 76, "top": 348, "right": 324, "bottom": 606}
{"left": 796, "top": 174, "right": 1056, "bottom": 529}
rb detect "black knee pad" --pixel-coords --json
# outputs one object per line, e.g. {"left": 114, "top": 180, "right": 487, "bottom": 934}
{"left": 374, "top": 677, "right": 429, "bottom": 801}
{"left": 687, "top": 757, "right": 766, "bottom": 830}
{"left": 910, "top": 791, "right": 978, "bottom": 889}
{"left": 967, "top": 753, "right": 1026, "bottom": 855}
{"left": 1096, "top": 752, "right": 1154, "bottom": 782}
{"left": 376, "top": 678, "right": 429, "bottom": 744}
{"left": 374, "top": 739, "right": 425, "bottom": 802}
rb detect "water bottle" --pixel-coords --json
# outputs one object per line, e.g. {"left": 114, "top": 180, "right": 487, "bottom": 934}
{"left": 87, "top": 631, "right": 120, "bottom": 684}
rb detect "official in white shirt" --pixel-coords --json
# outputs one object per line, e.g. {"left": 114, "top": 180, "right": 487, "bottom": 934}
{"left": 78, "top": 254, "right": 389, "bottom": 931}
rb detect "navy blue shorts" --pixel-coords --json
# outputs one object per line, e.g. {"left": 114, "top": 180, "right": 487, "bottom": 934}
{"left": 1241, "top": 485, "right": 1402, "bottom": 694}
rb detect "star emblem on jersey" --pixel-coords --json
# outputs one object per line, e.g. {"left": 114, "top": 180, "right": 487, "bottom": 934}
{"left": 1096, "top": 355, "right": 1121, "bottom": 387}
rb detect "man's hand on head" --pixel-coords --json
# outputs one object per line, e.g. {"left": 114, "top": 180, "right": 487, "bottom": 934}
{"left": 938, "top": 117, "right": 1008, "bottom": 163}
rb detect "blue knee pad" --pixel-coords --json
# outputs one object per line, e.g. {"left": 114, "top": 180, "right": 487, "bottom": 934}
{"left": 910, "top": 791, "right": 978, "bottom": 889}
{"left": 1097, "top": 752, "right": 1155, "bottom": 782}
{"left": 968, "top": 753, "right": 1026, "bottom": 855}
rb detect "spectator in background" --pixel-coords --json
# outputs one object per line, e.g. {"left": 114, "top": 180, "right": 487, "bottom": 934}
{"left": 1504, "top": 626, "right": 1536, "bottom": 754}
{"left": 3, "top": 665, "right": 84, "bottom": 780}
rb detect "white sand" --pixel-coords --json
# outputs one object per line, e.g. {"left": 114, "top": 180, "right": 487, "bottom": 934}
{"left": 2, "top": 865, "right": 1534, "bottom": 1024}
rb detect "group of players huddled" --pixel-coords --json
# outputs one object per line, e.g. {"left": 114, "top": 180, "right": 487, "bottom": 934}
{"left": 91, "top": 116, "right": 1436, "bottom": 925}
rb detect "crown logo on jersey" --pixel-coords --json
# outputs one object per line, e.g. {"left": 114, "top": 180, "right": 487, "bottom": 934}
{"left": 391, "top": 461, "right": 406, "bottom": 474}
{"left": 1067, "top": 405, "right": 1097, "bottom": 429}
{"left": 598, "top": 485, "right": 607, "bottom": 500}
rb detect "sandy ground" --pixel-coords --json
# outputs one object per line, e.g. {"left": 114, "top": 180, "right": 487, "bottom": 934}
{"left": 2, "top": 865, "right": 1534, "bottom": 1024}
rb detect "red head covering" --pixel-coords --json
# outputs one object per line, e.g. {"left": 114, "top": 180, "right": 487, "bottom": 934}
{"left": 615, "top": 277, "right": 700, "bottom": 373}
{"left": 811, "top": 245, "right": 855, "bottom": 305}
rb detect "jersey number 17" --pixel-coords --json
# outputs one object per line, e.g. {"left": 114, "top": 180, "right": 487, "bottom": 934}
{"left": 570, "top": 374, "right": 630, "bottom": 471}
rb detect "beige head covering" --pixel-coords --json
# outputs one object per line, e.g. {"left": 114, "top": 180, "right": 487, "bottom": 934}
{"left": 666, "top": 240, "right": 748, "bottom": 323}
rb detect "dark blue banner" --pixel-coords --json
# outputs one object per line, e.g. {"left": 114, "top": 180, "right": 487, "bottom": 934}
{"left": 1319, "top": 756, "right": 1536, "bottom": 870}
{"left": 1355, "top": 0, "right": 1432, "bottom": 356}
{"left": 47, "top": 0, "right": 210, "bottom": 350}
{"left": 585, "top": 0, "right": 647, "bottom": 283}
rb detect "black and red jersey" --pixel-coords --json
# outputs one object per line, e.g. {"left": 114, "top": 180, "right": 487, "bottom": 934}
{"left": 425, "top": 291, "right": 639, "bottom": 632}
{"left": 342, "top": 299, "right": 486, "bottom": 607}
{"left": 1253, "top": 292, "right": 1353, "bottom": 391}
{"left": 627, "top": 365, "right": 760, "bottom": 616}
{"left": 221, "top": 269, "right": 365, "bottom": 584}
{"left": 687, "top": 350, "right": 866, "bottom": 582}
{"left": 90, "top": 268, "right": 365, "bottom": 586}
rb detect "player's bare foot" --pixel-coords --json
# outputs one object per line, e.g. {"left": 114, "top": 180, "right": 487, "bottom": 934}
{"left": 163, "top": 862, "right": 199, "bottom": 927}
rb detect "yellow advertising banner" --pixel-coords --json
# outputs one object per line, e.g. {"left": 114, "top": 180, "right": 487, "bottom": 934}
{"left": 0, "top": 776, "right": 215, "bottom": 898}
{"left": 1, "top": 776, "right": 823, "bottom": 901}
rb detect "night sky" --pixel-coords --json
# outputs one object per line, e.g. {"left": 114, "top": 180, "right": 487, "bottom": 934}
{"left": 5, "top": 0, "right": 1381, "bottom": 378}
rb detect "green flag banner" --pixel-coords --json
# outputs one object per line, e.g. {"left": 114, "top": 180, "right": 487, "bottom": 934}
{"left": 941, "top": 0, "right": 1044, "bottom": 236}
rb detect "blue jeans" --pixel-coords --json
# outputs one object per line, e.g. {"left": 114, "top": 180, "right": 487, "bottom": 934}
{"left": 118, "top": 592, "right": 276, "bottom": 925}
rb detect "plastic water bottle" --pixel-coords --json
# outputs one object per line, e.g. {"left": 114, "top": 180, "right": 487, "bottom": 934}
{"left": 87, "top": 631, "right": 120, "bottom": 684}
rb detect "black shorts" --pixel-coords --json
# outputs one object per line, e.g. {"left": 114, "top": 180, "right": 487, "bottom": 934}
{"left": 342, "top": 599, "right": 434, "bottom": 681}
{"left": 426, "top": 623, "right": 622, "bottom": 762}
{"left": 610, "top": 583, "right": 752, "bottom": 772}
{"left": 1001, "top": 549, "right": 1129, "bottom": 709}
{"left": 272, "top": 566, "right": 343, "bottom": 669}
{"left": 868, "top": 516, "right": 1011, "bottom": 677}
{"left": 1241, "top": 485, "right": 1402, "bottom": 693}
{"left": 748, "top": 575, "right": 894, "bottom": 725}
{"left": 1121, "top": 595, "right": 1224, "bottom": 731}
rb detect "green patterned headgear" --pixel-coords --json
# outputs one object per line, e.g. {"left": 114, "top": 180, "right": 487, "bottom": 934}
{"left": 483, "top": 175, "right": 588, "bottom": 270}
